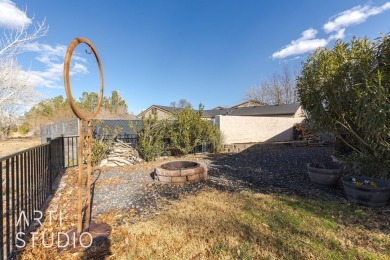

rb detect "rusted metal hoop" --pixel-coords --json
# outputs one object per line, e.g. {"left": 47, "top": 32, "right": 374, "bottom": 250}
{"left": 64, "top": 37, "right": 104, "bottom": 120}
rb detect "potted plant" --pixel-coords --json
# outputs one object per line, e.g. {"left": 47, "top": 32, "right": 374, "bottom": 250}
{"left": 341, "top": 176, "right": 390, "bottom": 208}
{"left": 307, "top": 160, "right": 342, "bottom": 186}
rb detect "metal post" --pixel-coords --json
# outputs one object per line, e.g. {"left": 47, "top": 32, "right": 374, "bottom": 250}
{"left": 76, "top": 119, "right": 84, "bottom": 236}
{"left": 85, "top": 120, "right": 93, "bottom": 230}
{"left": 62, "top": 37, "right": 110, "bottom": 249}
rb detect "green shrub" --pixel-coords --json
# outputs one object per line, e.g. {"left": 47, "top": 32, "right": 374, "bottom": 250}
{"left": 91, "top": 139, "right": 109, "bottom": 166}
{"left": 297, "top": 34, "right": 390, "bottom": 180}
{"left": 168, "top": 105, "right": 221, "bottom": 156}
{"left": 132, "top": 115, "right": 167, "bottom": 162}
{"left": 91, "top": 120, "right": 122, "bottom": 166}
{"left": 133, "top": 105, "right": 222, "bottom": 161}
{"left": 19, "top": 122, "right": 30, "bottom": 135}
{"left": 168, "top": 106, "right": 203, "bottom": 155}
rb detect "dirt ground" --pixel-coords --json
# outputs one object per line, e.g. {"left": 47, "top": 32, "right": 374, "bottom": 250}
{"left": 0, "top": 137, "right": 41, "bottom": 157}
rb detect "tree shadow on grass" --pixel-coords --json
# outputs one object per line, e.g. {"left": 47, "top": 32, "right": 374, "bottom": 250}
{"left": 204, "top": 144, "right": 390, "bottom": 231}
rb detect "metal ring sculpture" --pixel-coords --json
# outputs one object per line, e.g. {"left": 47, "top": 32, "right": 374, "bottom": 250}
{"left": 64, "top": 37, "right": 104, "bottom": 121}
{"left": 63, "top": 37, "right": 110, "bottom": 248}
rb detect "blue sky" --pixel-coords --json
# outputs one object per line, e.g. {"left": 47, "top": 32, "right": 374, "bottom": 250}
{"left": 2, "top": 0, "right": 390, "bottom": 114}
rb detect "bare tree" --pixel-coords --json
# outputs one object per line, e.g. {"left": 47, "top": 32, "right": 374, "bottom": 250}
{"left": 170, "top": 99, "right": 192, "bottom": 109}
{"left": 0, "top": 17, "right": 47, "bottom": 58}
{"left": 0, "top": 11, "right": 48, "bottom": 138}
{"left": 0, "top": 58, "right": 39, "bottom": 137}
{"left": 244, "top": 65, "right": 298, "bottom": 105}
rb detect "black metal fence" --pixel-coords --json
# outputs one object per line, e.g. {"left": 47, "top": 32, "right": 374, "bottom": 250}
{"left": 1, "top": 134, "right": 211, "bottom": 258}
{"left": 0, "top": 137, "right": 64, "bottom": 260}
{"left": 63, "top": 136, "right": 79, "bottom": 167}
{"left": 94, "top": 134, "right": 138, "bottom": 148}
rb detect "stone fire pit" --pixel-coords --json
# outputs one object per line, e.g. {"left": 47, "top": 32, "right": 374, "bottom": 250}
{"left": 155, "top": 161, "right": 208, "bottom": 184}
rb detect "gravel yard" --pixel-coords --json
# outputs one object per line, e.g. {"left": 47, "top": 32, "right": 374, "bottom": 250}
{"left": 90, "top": 144, "right": 355, "bottom": 219}
{"left": 24, "top": 144, "right": 389, "bottom": 259}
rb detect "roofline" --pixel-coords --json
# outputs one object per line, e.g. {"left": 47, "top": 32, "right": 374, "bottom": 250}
{"left": 137, "top": 105, "right": 175, "bottom": 117}
{"left": 230, "top": 100, "right": 266, "bottom": 108}
{"left": 138, "top": 103, "right": 301, "bottom": 117}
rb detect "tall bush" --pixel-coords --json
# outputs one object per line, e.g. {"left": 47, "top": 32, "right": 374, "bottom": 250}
{"left": 133, "top": 115, "right": 167, "bottom": 162}
{"left": 134, "top": 105, "right": 222, "bottom": 160}
{"left": 297, "top": 34, "right": 390, "bottom": 180}
{"left": 167, "top": 105, "right": 221, "bottom": 155}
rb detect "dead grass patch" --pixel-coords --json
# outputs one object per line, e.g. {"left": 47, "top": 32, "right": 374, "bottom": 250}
{"left": 18, "top": 164, "right": 390, "bottom": 259}
{"left": 0, "top": 137, "right": 40, "bottom": 157}
{"left": 99, "top": 191, "right": 389, "bottom": 259}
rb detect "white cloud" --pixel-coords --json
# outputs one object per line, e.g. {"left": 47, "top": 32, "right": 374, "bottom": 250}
{"left": 22, "top": 42, "right": 89, "bottom": 89}
{"left": 0, "top": 0, "right": 31, "bottom": 30}
{"left": 71, "top": 63, "right": 88, "bottom": 75}
{"left": 272, "top": 29, "right": 328, "bottom": 59}
{"left": 328, "top": 28, "right": 346, "bottom": 41}
{"left": 272, "top": 2, "right": 390, "bottom": 60}
{"left": 323, "top": 3, "right": 390, "bottom": 33}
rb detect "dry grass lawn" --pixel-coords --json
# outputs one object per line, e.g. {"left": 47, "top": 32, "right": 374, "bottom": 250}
{"left": 0, "top": 137, "right": 41, "bottom": 157}
{"left": 100, "top": 191, "right": 390, "bottom": 259}
{"left": 20, "top": 179, "right": 390, "bottom": 259}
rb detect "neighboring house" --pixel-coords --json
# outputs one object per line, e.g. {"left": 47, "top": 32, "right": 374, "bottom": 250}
{"left": 137, "top": 105, "right": 178, "bottom": 119}
{"left": 229, "top": 100, "right": 266, "bottom": 108}
{"left": 211, "top": 103, "right": 305, "bottom": 144}
{"left": 203, "top": 103, "right": 304, "bottom": 119}
{"left": 138, "top": 103, "right": 303, "bottom": 120}
{"left": 138, "top": 103, "right": 304, "bottom": 145}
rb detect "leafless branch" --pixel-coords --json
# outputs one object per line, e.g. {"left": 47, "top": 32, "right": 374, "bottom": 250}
{"left": 243, "top": 65, "right": 298, "bottom": 105}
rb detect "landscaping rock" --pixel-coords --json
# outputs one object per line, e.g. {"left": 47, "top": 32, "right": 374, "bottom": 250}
{"left": 88, "top": 145, "right": 363, "bottom": 221}
{"left": 100, "top": 139, "right": 143, "bottom": 167}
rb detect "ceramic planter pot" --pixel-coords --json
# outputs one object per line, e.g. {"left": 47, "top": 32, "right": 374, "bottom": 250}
{"left": 307, "top": 164, "right": 342, "bottom": 185}
{"left": 342, "top": 176, "right": 390, "bottom": 208}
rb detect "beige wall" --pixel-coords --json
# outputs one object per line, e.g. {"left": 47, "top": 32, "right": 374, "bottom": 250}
{"left": 294, "top": 106, "right": 305, "bottom": 118}
{"left": 216, "top": 115, "right": 303, "bottom": 144}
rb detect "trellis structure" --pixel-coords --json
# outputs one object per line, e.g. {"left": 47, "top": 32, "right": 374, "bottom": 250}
{"left": 62, "top": 37, "right": 110, "bottom": 247}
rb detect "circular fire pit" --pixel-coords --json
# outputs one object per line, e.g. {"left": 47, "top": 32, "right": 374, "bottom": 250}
{"left": 155, "top": 160, "right": 208, "bottom": 184}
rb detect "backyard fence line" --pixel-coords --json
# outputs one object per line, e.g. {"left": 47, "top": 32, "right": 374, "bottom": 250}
{"left": 40, "top": 119, "right": 79, "bottom": 143}
{"left": 40, "top": 119, "right": 142, "bottom": 144}
{"left": 0, "top": 137, "right": 64, "bottom": 260}
{"left": 0, "top": 133, "right": 213, "bottom": 259}
{"left": 63, "top": 135, "right": 79, "bottom": 168}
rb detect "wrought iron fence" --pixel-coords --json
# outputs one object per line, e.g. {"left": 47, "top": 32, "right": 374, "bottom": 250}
{"left": 63, "top": 136, "right": 79, "bottom": 167}
{"left": 0, "top": 133, "right": 212, "bottom": 258}
{"left": 0, "top": 137, "right": 64, "bottom": 260}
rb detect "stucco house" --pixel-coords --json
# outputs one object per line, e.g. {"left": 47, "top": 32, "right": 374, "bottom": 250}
{"left": 138, "top": 103, "right": 303, "bottom": 120}
{"left": 138, "top": 103, "right": 304, "bottom": 144}
{"left": 203, "top": 103, "right": 303, "bottom": 119}
{"left": 137, "top": 105, "right": 178, "bottom": 119}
